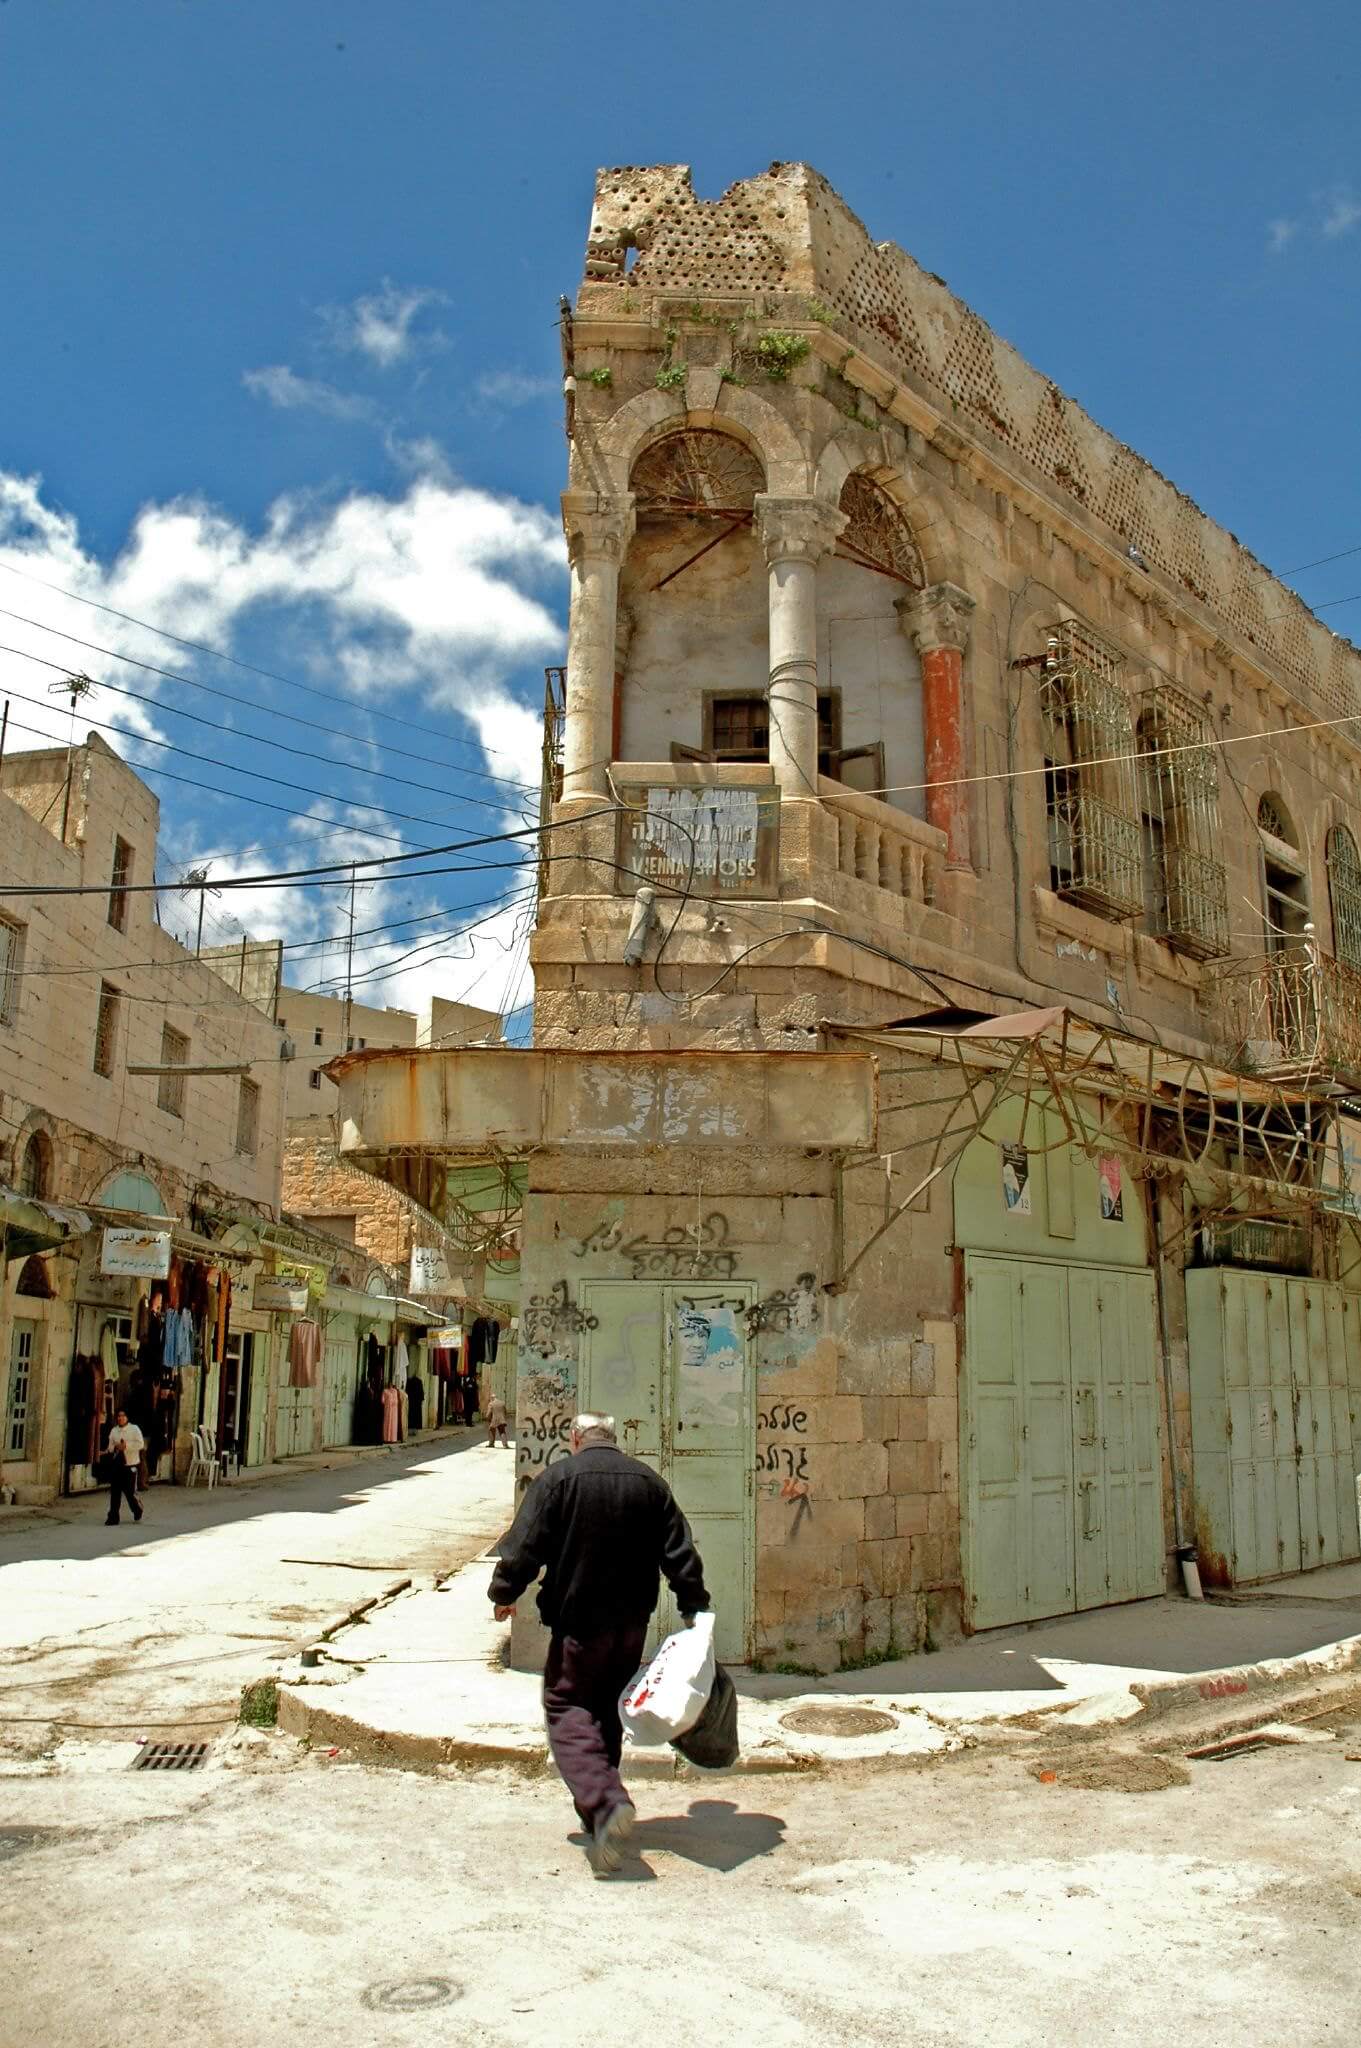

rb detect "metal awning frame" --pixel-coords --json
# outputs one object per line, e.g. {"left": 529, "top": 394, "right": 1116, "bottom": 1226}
{"left": 825, "top": 1007, "right": 1356, "bottom": 1292}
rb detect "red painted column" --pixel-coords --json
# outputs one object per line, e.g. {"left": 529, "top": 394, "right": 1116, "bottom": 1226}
{"left": 898, "top": 584, "right": 976, "bottom": 869}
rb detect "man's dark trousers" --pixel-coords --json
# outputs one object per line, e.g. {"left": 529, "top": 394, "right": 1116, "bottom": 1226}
{"left": 107, "top": 1466, "right": 141, "bottom": 1525}
{"left": 543, "top": 1623, "right": 647, "bottom": 1830}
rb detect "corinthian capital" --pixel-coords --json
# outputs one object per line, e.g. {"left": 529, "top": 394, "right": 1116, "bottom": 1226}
{"left": 562, "top": 490, "right": 636, "bottom": 565}
{"left": 754, "top": 494, "right": 846, "bottom": 568}
{"left": 897, "top": 581, "right": 975, "bottom": 656}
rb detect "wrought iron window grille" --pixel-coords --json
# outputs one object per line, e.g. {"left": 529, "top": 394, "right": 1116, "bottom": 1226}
{"left": 1038, "top": 619, "right": 1143, "bottom": 919}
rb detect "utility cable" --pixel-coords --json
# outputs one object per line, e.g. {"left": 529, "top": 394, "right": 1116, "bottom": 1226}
{"left": 0, "top": 651, "right": 529, "bottom": 820}
{"left": 0, "top": 554, "right": 546, "bottom": 770}
{"left": 0, "top": 604, "right": 537, "bottom": 797}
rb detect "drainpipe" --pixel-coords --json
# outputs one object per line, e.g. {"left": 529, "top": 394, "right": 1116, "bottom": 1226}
{"left": 1148, "top": 1180, "right": 1202, "bottom": 1598}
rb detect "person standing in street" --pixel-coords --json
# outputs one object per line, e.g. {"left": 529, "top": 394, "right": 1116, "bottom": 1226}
{"left": 485, "top": 1393, "right": 510, "bottom": 1447}
{"left": 105, "top": 1408, "right": 145, "bottom": 1526}
{"left": 489, "top": 1411, "right": 709, "bottom": 1876}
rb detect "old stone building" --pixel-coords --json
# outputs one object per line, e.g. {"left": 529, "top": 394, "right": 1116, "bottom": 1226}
{"left": 0, "top": 736, "right": 290, "bottom": 1498}
{"left": 332, "top": 161, "right": 1361, "bottom": 1669}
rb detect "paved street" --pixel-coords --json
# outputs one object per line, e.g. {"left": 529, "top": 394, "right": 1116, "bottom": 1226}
{"left": 5, "top": 1713, "right": 1361, "bottom": 2048}
{"left": 0, "top": 1434, "right": 511, "bottom": 1741}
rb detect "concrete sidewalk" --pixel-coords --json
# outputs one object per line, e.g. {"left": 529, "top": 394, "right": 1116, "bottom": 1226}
{"left": 276, "top": 1553, "right": 1361, "bottom": 1774}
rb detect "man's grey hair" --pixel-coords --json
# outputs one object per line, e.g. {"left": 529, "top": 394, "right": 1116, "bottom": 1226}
{"left": 572, "top": 1412, "right": 617, "bottom": 1445}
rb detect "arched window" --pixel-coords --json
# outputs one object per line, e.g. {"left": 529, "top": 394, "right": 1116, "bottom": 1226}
{"left": 18, "top": 1131, "right": 51, "bottom": 1202}
{"left": 630, "top": 429, "right": 764, "bottom": 519}
{"left": 835, "top": 473, "right": 924, "bottom": 589}
{"left": 1258, "top": 793, "right": 1309, "bottom": 955}
{"left": 1037, "top": 618, "right": 1142, "bottom": 917}
{"left": 1327, "top": 824, "right": 1361, "bottom": 969}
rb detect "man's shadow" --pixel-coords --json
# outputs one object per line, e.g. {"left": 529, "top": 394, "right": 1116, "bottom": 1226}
{"left": 570, "top": 1800, "right": 785, "bottom": 1881}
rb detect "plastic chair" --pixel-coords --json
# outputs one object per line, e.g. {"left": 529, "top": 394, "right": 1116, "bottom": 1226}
{"left": 199, "top": 1426, "right": 220, "bottom": 1489}
{"left": 185, "top": 1427, "right": 211, "bottom": 1488}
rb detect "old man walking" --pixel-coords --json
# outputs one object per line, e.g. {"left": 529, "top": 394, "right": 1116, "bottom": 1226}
{"left": 489, "top": 1411, "right": 710, "bottom": 1876}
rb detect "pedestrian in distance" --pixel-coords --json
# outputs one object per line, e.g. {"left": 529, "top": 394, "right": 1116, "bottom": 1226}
{"left": 489, "top": 1411, "right": 710, "bottom": 1877}
{"left": 105, "top": 1408, "right": 145, "bottom": 1527}
{"left": 485, "top": 1393, "right": 510, "bottom": 1447}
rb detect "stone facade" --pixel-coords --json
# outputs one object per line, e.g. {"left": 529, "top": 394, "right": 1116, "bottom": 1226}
{"left": 335, "top": 162, "right": 1361, "bottom": 1671}
{"left": 0, "top": 737, "right": 288, "bottom": 1498}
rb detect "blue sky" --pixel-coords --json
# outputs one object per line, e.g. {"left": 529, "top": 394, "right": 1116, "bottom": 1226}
{"left": 1, "top": 0, "right": 1358, "bottom": 1022}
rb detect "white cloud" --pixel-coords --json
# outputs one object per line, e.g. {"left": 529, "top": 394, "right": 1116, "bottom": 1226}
{"left": 323, "top": 281, "right": 447, "bottom": 368}
{"left": 242, "top": 365, "right": 376, "bottom": 422}
{"left": 475, "top": 370, "right": 558, "bottom": 408}
{"left": 1320, "top": 186, "right": 1361, "bottom": 239}
{"left": 1267, "top": 217, "right": 1297, "bottom": 254}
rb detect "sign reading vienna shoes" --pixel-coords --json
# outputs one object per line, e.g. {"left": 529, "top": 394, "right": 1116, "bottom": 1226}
{"left": 100, "top": 1227, "right": 172, "bottom": 1279}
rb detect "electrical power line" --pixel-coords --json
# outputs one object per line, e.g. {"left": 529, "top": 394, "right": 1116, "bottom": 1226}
{"left": 0, "top": 603, "right": 537, "bottom": 798}
{"left": 0, "top": 650, "right": 530, "bottom": 822}
{"left": 0, "top": 554, "right": 551, "bottom": 770}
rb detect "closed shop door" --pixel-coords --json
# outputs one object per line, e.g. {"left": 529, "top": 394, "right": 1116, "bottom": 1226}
{"left": 578, "top": 1280, "right": 754, "bottom": 1663}
{"left": 964, "top": 1255, "right": 1163, "bottom": 1630}
{"left": 322, "top": 1323, "right": 357, "bottom": 1447}
{"left": 1189, "top": 1273, "right": 1361, "bottom": 1583}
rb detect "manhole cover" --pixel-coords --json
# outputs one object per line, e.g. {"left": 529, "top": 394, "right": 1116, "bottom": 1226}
{"left": 361, "top": 1979, "right": 462, "bottom": 2013}
{"left": 780, "top": 1705, "right": 898, "bottom": 1737}
{"left": 131, "top": 1741, "right": 209, "bottom": 1772}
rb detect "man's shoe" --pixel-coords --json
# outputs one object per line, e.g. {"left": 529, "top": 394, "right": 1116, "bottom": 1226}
{"left": 590, "top": 1799, "right": 636, "bottom": 1876}
{"left": 105, "top": 1518, "right": 118, "bottom": 1526}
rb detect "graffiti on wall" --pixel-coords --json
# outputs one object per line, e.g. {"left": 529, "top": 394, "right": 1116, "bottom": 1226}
{"left": 569, "top": 1211, "right": 740, "bottom": 1279}
{"left": 746, "top": 1274, "right": 819, "bottom": 1338}
{"left": 521, "top": 1281, "right": 598, "bottom": 1357}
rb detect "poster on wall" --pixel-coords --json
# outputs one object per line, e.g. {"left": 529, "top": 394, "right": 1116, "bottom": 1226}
{"left": 100, "top": 1227, "right": 171, "bottom": 1279}
{"left": 1098, "top": 1154, "right": 1124, "bottom": 1222}
{"left": 1000, "top": 1144, "right": 1031, "bottom": 1215}
{"left": 674, "top": 1301, "right": 743, "bottom": 1428}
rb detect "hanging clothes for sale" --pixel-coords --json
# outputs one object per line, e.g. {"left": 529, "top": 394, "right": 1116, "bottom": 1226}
{"left": 67, "top": 1355, "right": 105, "bottom": 1471}
{"left": 163, "top": 1307, "right": 194, "bottom": 1371}
{"left": 288, "top": 1319, "right": 322, "bottom": 1389}
{"left": 467, "top": 1315, "right": 500, "bottom": 1368}
{"left": 392, "top": 1337, "right": 409, "bottom": 1390}
{"left": 99, "top": 1321, "right": 120, "bottom": 1386}
{"left": 380, "top": 1383, "right": 401, "bottom": 1445}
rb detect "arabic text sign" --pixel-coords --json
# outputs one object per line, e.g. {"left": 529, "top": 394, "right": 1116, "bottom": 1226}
{"left": 100, "top": 1228, "right": 171, "bottom": 1279}
{"left": 253, "top": 1276, "right": 311, "bottom": 1314}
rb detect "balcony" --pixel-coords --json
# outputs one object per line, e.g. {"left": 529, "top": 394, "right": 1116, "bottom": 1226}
{"left": 1211, "top": 947, "right": 1361, "bottom": 1090}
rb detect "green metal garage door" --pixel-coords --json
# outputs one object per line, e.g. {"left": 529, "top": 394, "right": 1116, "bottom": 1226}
{"left": 577, "top": 1280, "right": 754, "bottom": 1663}
{"left": 1187, "top": 1272, "right": 1361, "bottom": 1584}
{"left": 963, "top": 1255, "right": 1164, "bottom": 1630}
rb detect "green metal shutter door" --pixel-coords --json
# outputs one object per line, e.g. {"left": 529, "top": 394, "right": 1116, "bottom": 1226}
{"left": 964, "top": 1256, "right": 1030, "bottom": 1630}
{"left": 578, "top": 1280, "right": 753, "bottom": 1664}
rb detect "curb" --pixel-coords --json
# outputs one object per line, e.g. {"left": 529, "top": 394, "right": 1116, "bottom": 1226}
{"left": 275, "top": 1684, "right": 815, "bottom": 1777}
{"left": 1130, "top": 1632, "right": 1361, "bottom": 1720}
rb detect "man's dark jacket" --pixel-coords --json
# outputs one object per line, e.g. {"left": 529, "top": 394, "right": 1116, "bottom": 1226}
{"left": 489, "top": 1444, "right": 710, "bottom": 1637}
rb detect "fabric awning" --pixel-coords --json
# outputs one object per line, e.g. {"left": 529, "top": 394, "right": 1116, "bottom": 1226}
{"left": 0, "top": 1186, "right": 93, "bottom": 1264}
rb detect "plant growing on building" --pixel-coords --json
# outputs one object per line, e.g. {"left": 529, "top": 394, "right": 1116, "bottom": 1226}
{"left": 754, "top": 330, "right": 811, "bottom": 381}
{"left": 585, "top": 365, "right": 613, "bottom": 388}
{"left": 239, "top": 1676, "right": 279, "bottom": 1727}
{"left": 719, "top": 368, "right": 746, "bottom": 387}
{"left": 803, "top": 297, "right": 838, "bottom": 325}
{"left": 655, "top": 360, "right": 687, "bottom": 392}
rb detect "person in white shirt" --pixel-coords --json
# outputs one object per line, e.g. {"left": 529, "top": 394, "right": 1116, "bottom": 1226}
{"left": 105, "top": 1409, "right": 145, "bottom": 1527}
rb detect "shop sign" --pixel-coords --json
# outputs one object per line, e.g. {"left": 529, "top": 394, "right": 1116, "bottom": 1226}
{"left": 429, "top": 1326, "right": 462, "bottom": 1348}
{"left": 254, "top": 1275, "right": 310, "bottom": 1314}
{"left": 614, "top": 782, "right": 780, "bottom": 900}
{"left": 411, "top": 1246, "right": 453, "bottom": 1293}
{"left": 100, "top": 1227, "right": 171, "bottom": 1279}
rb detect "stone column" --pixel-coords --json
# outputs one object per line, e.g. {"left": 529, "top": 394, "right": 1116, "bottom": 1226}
{"left": 754, "top": 495, "right": 847, "bottom": 801}
{"left": 898, "top": 581, "right": 976, "bottom": 867}
{"left": 560, "top": 491, "right": 635, "bottom": 802}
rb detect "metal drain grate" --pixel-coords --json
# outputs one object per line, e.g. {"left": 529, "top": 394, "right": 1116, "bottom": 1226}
{"left": 131, "top": 1741, "right": 209, "bottom": 1772}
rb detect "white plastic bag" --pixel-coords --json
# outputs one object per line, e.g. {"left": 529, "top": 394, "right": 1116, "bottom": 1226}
{"left": 619, "top": 1612, "right": 717, "bottom": 1747}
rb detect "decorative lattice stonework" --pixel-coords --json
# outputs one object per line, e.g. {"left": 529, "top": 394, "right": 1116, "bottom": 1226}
{"left": 1324, "top": 636, "right": 1361, "bottom": 719}
{"left": 1102, "top": 451, "right": 1166, "bottom": 571}
{"left": 630, "top": 429, "right": 764, "bottom": 517}
{"left": 938, "top": 312, "right": 1017, "bottom": 450}
{"left": 1258, "top": 792, "right": 1296, "bottom": 844}
{"left": 1027, "top": 385, "right": 1091, "bottom": 506}
{"left": 836, "top": 473, "right": 924, "bottom": 587}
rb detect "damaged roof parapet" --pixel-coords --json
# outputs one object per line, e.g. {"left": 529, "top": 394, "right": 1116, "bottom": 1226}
{"left": 325, "top": 1046, "right": 877, "bottom": 1165}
